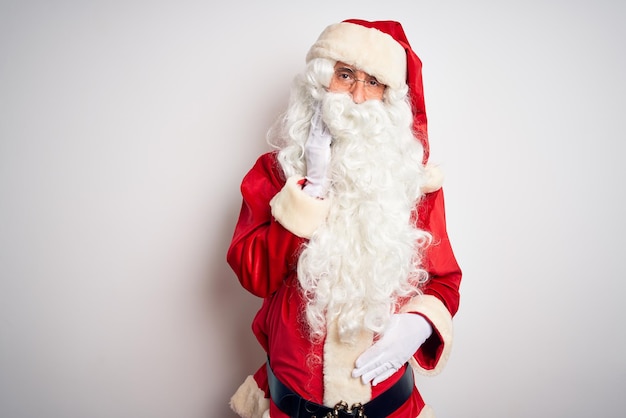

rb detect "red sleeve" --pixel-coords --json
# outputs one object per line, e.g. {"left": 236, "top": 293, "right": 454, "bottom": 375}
{"left": 418, "top": 188, "right": 462, "bottom": 316}
{"left": 410, "top": 188, "right": 462, "bottom": 370}
{"left": 252, "top": 363, "right": 270, "bottom": 398}
{"left": 226, "top": 153, "right": 307, "bottom": 298}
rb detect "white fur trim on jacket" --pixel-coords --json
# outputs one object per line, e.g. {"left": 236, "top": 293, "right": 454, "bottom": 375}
{"left": 270, "top": 176, "right": 331, "bottom": 239}
{"left": 306, "top": 22, "right": 407, "bottom": 90}
{"left": 401, "top": 294, "right": 454, "bottom": 376}
{"left": 418, "top": 404, "right": 437, "bottom": 418}
{"left": 230, "top": 375, "right": 269, "bottom": 418}
{"left": 322, "top": 319, "right": 373, "bottom": 406}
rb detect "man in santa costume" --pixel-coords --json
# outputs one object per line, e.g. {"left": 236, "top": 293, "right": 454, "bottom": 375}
{"left": 227, "top": 19, "right": 462, "bottom": 418}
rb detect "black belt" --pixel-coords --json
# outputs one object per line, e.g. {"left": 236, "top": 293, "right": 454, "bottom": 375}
{"left": 267, "top": 360, "right": 414, "bottom": 418}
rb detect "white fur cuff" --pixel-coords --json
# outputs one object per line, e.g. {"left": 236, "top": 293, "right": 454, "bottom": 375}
{"left": 229, "top": 375, "right": 270, "bottom": 418}
{"left": 401, "top": 294, "right": 453, "bottom": 376}
{"left": 270, "top": 176, "right": 331, "bottom": 239}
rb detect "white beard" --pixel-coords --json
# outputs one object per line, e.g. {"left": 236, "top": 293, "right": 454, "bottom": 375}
{"left": 296, "top": 92, "right": 432, "bottom": 344}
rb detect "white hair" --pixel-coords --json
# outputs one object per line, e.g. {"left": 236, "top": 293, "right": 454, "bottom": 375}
{"left": 269, "top": 58, "right": 433, "bottom": 344}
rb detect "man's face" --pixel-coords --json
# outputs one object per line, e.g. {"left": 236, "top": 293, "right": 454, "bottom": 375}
{"left": 327, "top": 61, "right": 386, "bottom": 103}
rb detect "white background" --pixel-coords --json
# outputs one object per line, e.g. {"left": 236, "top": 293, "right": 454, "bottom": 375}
{"left": 1, "top": 1, "right": 625, "bottom": 417}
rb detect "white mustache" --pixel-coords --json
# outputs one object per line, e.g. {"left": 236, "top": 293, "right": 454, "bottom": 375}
{"left": 320, "top": 92, "right": 390, "bottom": 140}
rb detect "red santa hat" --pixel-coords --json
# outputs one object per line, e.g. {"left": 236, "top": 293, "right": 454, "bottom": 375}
{"left": 306, "top": 19, "right": 431, "bottom": 164}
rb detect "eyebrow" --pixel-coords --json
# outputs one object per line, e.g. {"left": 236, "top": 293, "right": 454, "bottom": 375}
{"left": 336, "top": 66, "right": 356, "bottom": 74}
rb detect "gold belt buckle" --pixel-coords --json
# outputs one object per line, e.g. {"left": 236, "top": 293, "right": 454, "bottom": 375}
{"left": 326, "top": 401, "right": 366, "bottom": 417}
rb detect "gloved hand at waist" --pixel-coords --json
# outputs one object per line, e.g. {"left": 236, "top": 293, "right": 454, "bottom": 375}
{"left": 352, "top": 313, "right": 433, "bottom": 386}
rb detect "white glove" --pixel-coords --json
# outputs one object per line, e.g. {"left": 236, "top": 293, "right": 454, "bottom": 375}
{"left": 302, "top": 103, "right": 332, "bottom": 198}
{"left": 352, "top": 313, "right": 433, "bottom": 386}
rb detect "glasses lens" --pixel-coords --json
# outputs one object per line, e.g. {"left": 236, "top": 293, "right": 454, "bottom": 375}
{"left": 333, "top": 67, "right": 386, "bottom": 96}
{"left": 335, "top": 69, "right": 355, "bottom": 88}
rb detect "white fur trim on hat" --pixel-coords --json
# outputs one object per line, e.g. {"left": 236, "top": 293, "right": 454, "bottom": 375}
{"left": 306, "top": 22, "right": 407, "bottom": 90}
{"left": 270, "top": 176, "right": 331, "bottom": 239}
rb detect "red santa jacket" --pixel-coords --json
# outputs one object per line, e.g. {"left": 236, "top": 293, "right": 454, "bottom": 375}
{"left": 227, "top": 151, "right": 461, "bottom": 418}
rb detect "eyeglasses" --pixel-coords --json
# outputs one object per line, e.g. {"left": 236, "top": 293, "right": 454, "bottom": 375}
{"left": 332, "top": 67, "right": 386, "bottom": 96}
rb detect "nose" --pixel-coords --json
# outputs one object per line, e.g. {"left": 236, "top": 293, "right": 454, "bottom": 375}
{"left": 350, "top": 81, "right": 366, "bottom": 104}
